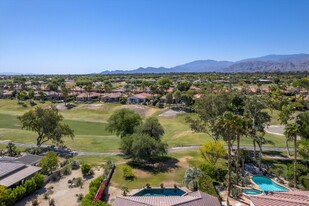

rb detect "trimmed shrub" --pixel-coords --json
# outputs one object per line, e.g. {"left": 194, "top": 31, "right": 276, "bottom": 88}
{"left": 24, "top": 179, "right": 37, "bottom": 195}
{"left": 122, "top": 166, "right": 134, "bottom": 179}
{"left": 81, "top": 163, "right": 92, "bottom": 176}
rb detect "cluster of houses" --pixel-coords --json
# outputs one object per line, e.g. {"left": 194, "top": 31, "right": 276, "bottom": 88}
{"left": 0, "top": 77, "right": 308, "bottom": 107}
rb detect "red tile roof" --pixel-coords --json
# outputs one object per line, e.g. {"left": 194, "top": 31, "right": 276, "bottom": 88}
{"left": 114, "top": 190, "right": 220, "bottom": 206}
{"left": 249, "top": 191, "right": 309, "bottom": 206}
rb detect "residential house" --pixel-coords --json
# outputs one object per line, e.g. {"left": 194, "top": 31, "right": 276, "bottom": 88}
{"left": 101, "top": 93, "right": 123, "bottom": 103}
{"left": 127, "top": 92, "right": 151, "bottom": 104}
{"left": 114, "top": 190, "right": 221, "bottom": 206}
{"left": 0, "top": 154, "right": 42, "bottom": 188}
{"left": 248, "top": 191, "right": 309, "bottom": 206}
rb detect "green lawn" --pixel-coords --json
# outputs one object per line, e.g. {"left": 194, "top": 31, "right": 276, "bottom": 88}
{"left": 0, "top": 99, "right": 291, "bottom": 153}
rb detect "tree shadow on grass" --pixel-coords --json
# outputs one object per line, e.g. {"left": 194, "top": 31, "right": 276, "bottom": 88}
{"left": 127, "top": 156, "right": 179, "bottom": 174}
{"left": 263, "top": 151, "right": 289, "bottom": 158}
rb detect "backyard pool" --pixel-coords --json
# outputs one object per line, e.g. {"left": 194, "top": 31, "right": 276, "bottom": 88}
{"left": 133, "top": 188, "right": 186, "bottom": 196}
{"left": 252, "top": 176, "right": 288, "bottom": 192}
{"left": 243, "top": 189, "right": 263, "bottom": 195}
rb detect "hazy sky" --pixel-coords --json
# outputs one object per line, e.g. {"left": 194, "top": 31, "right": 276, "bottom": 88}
{"left": 0, "top": 0, "right": 309, "bottom": 74}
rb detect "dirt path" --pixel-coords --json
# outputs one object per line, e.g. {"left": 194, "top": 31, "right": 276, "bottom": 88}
{"left": 16, "top": 167, "right": 103, "bottom": 206}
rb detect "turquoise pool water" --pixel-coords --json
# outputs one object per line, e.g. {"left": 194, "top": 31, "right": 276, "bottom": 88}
{"left": 243, "top": 189, "right": 263, "bottom": 195}
{"left": 252, "top": 176, "right": 288, "bottom": 192}
{"left": 133, "top": 188, "right": 186, "bottom": 196}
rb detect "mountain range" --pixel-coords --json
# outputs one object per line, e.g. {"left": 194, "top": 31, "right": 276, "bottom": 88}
{"left": 100, "top": 54, "right": 309, "bottom": 74}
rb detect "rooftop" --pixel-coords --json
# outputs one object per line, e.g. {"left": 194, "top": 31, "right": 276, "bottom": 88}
{"left": 249, "top": 191, "right": 309, "bottom": 206}
{"left": 114, "top": 190, "right": 220, "bottom": 206}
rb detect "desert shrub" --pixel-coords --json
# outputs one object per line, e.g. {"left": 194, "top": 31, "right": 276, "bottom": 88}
{"left": 231, "top": 187, "right": 242, "bottom": 199}
{"left": 72, "top": 160, "right": 80, "bottom": 170}
{"left": 73, "top": 177, "right": 83, "bottom": 187}
{"left": 49, "top": 198, "right": 55, "bottom": 206}
{"left": 31, "top": 198, "right": 38, "bottom": 206}
{"left": 81, "top": 163, "right": 92, "bottom": 176}
{"left": 77, "top": 193, "right": 84, "bottom": 202}
{"left": 44, "top": 193, "right": 49, "bottom": 199}
{"left": 241, "top": 176, "right": 251, "bottom": 187}
{"left": 25, "top": 147, "right": 42, "bottom": 155}
{"left": 122, "top": 166, "right": 134, "bottom": 179}
{"left": 62, "top": 165, "right": 72, "bottom": 175}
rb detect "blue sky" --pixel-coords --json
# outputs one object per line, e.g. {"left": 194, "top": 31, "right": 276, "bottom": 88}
{"left": 0, "top": 0, "right": 309, "bottom": 74}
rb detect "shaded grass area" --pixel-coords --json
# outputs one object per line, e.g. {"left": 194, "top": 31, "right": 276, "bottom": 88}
{"left": 72, "top": 155, "right": 124, "bottom": 166}
{"left": 110, "top": 150, "right": 197, "bottom": 189}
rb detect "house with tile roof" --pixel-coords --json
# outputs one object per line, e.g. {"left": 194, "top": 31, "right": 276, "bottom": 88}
{"left": 248, "top": 191, "right": 309, "bottom": 206}
{"left": 114, "top": 190, "right": 220, "bottom": 206}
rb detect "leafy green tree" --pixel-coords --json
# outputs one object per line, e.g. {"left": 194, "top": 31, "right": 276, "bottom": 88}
{"left": 40, "top": 151, "right": 58, "bottom": 175}
{"left": 183, "top": 167, "right": 203, "bottom": 191}
{"left": 106, "top": 108, "right": 142, "bottom": 138}
{"left": 177, "top": 81, "right": 191, "bottom": 92}
{"left": 137, "top": 117, "right": 164, "bottom": 140}
{"left": 131, "top": 134, "right": 167, "bottom": 163}
{"left": 18, "top": 106, "right": 74, "bottom": 147}
{"left": 244, "top": 96, "right": 271, "bottom": 165}
{"left": 165, "top": 92, "right": 173, "bottom": 107}
{"left": 16, "top": 91, "right": 27, "bottom": 102}
{"left": 28, "top": 89, "right": 35, "bottom": 100}
{"left": 174, "top": 90, "right": 181, "bottom": 106}
{"left": 187, "top": 91, "right": 233, "bottom": 140}
{"left": 199, "top": 141, "right": 226, "bottom": 165}
{"left": 157, "top": 77, "right": 172, "bottom": 93}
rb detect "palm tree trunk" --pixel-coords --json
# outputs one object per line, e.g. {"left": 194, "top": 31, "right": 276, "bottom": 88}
{"left": 286, "top": 138, "right": 291, "bottom": 157}
{"left": 253, "top": 139, "right": 256, "bottom": 160}
{"left": 294, "top": 135, "right": 297, "bottom": 188}
{"left": 236, "top": 134, "right": 240, "bottom": 184}
{"left": 228, "top": 134, "right": 232, "bottom": 197}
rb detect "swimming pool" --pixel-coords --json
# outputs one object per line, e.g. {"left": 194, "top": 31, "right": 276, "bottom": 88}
{"left": 133, "top": 188, "right": 186, "bottom": 196}
{"left": 242, "top": 189, "right": 263, "bottom": 195}
{"left": 252, "top": 176, "right": 288, "bottom": 192}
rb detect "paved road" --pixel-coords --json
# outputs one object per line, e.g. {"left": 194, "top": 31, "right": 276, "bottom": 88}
{"left": 0, "top": 140, "right": 292, "bottom": 156}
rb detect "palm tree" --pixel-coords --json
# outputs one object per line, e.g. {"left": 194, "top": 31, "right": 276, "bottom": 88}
{"left": 284, "top": 123, "right": 300, "bottom": 188}
{"left": 183, "top": 167, "right": 203, "bottom": 191}
{"left": 213, "top": 112, "right": 239, "bottom": 196}
{"left": 121, "top": 186, "right": 129, "bottom": 196}
{"left": 234, "top": 116, "right": 248, "bottom": 184}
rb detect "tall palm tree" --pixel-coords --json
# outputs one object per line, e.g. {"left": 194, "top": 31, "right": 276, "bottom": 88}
{"left": 284, "top": 123, "right": 300, "bottom": 188}
{"left": 213, "top": 112, "right": 239, "bottom": 196}
{"left": 183, "top": 167, "right": 203, "bottom": 191}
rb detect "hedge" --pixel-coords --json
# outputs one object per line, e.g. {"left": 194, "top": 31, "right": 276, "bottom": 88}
{"left": 0, "top": 173, "right": 45, "bottom": 206}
